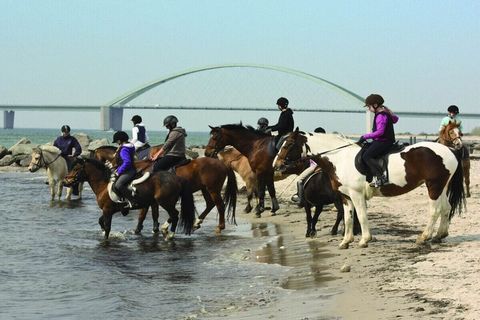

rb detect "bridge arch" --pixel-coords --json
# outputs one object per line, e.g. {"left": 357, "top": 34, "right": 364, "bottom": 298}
{"left": 105, "top": 63, "right": 365, "bottom": 107}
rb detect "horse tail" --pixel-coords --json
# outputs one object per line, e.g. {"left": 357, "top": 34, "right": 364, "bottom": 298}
{"left": 223, "top": 168, "right": 238, "bottom": 225}
{"left": 178, "top": 178, "right": 195, "bottom": 235}
{"left": 447, "top": 151, "right": 466, "bottom": 220}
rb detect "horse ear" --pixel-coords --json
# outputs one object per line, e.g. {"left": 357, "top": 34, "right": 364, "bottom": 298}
{"left": 208, "top": 125, "right": 215, "bottom": 130}
{"left": 295, "top": 127, "right": 299, "bottom": 132}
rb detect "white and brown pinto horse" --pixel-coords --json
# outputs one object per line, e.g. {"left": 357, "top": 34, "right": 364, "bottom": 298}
{"left": 438, "top": 121, "right": 470, "bottom": 197}
{"left": 274, "top": 129, "right": 465, "bottom": 249}
{"left": 28, "top": 145, "right": 83, "bottom": 201}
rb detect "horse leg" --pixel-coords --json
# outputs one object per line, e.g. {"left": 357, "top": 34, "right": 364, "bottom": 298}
{"left": 433, "top": 194, "right": 451, "bottom": 242}
{"left": 102, "top": 212, "right": 112, "bottom": 240}
{"left": 98, "top": 216, "right": 105, "bottom": 231}
{"left": 310, "top": 205, "right": 323, "bottom": 238}
{"left": 255, "top": 178, "right": 266, "bottom": 217}
{"left": 193, "top": 189, "right": 216, "bottom": 230}
{"left": 57, "top": 180, "right": 64, "bottom": 201}
{"left": 77, "top": 182, "right": 84, "bottom": 200}
{"left": 244, "top": 190, "right": 254, "bottom": 213}
{"left": 463, "top": 158, "right": 471, "bottom": 198}
{"left": 135, "top": 207, "right": 148, "bottom": 234}
{"left": 165, "top": 205, "right": 179, "bottom": 240}
{"left": 48, "top": 179, "right": 55, "bottom": 201}
{"left": 265, "top": 175, "right": 279, "bottom": 215}
{"left": 210, "top": 191, "right": 226, "bottom": 234}
{"left": 151, "top": 204, "right": 160, "bottom": 233}
{"left": 305, "top": 205, "right": 313, "bottom": 237}
{"left": 351, "top": 195, "right": 371, "bottom": 248}
{"left": 417, "top": 195, "right": 444, "bottom": 244}
{"left": 331, "top": 197, "right": 343, "bottom": 236}
{"left": 65, "top": 187, "right": 72, "bottom": 201}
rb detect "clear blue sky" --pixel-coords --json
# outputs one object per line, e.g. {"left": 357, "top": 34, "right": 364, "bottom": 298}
{"left": 1, "top": 0, "right": 479, "bottom": 133}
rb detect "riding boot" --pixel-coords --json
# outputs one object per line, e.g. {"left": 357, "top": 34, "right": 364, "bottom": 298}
{"left": 369, "top": 174, "right": 388, "bottom": 188}
{"left": 297, "top": 180, "right": 305, "bottom": 208}
{"left": 72, "top": 182, "right": 79, "bottom": 196}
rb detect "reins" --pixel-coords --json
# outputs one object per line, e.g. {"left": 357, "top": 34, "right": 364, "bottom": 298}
{"left": 311, "top": 143, "right": 356, "bottom": 156}
{"left": 37, "top": 149, "right": 62, "bottom": 168}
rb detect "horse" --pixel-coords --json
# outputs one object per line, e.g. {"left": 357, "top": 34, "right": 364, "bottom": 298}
{"left": 205, "top": 124, "right": 280, "bottom": 217}
{"left": 63, "top": 158, "right": 195, "bottom": 240}
{"left": 273, "top": 128, "right": 465, "bottom": 249}
{"left": 217, "top": 146, "right": 258, "bottom": 213}
{"left": 438, "top": 122, "right": 471, "bottom": 197}
{"left": 278, "top": 154, "right": 361, "bottom": 237}
{"left": 93, "top": 146, "right": 237, "bottom": 233}
{"left": 28, "top": 145, "right": 83, "bottom": 201}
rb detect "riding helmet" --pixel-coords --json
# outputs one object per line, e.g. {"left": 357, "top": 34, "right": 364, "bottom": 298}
{"left": 113, "top": 131, "right": 129, "bottom": 143}
{"left": 276, "top": 97, "right": 289, "bottom": 109}
{"left": 448, "top": 105, "right": 459, "bottom": 114}
{"left": 131, "top": 115, "right": 142, "bottom": 124}
{"left": 257, "top": 117, "right": 269, "bottom": 126}
{"left": 163, "top": 115, "right": 178, "bottom": 127}
{"left": 364, "top": 94, "right": 384, "bottom": 107}
{"left": 61, "top": 125, "right": 71, "bottom": 133}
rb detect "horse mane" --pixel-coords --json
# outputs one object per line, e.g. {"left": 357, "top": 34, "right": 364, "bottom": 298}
{"left": 311, "top": 155, "right": 342, "bottom": 191}
{"left": 39, "top": 144, "right": 61, "bottom": 154}
{"left": 220, "top": 123, "right": 271, "bottom": 137}
{"left": 95, "top": 145, "right": 116, "bottom": 151}
{"left": 73, "top": 157, "right": 111, "bottom": 181}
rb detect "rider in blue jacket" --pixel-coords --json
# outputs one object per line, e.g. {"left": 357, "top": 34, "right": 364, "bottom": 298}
{"left": 54, "top": 125, "right": 82, "bottom": 195}
{"left": 112, "top": 131, "right": 137, "bottom": 208}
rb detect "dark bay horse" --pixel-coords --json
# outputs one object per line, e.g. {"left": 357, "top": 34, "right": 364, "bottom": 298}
{"left": 93, "top": 146, "right": 237, "bottom": 233}
{"left": 274, "top": 129, "right": 465, "bottom": 249}
{"left": 278, "top": 154, "right": 360, "bottom": 237}
{"left": 205, "top": 124, "right": 279, "bottom": 217}
{"left": 438, "top": 122, "right": 471, "bottom": 197}
{"left": 64, "top": 158, "right": 195, "bottom": 240}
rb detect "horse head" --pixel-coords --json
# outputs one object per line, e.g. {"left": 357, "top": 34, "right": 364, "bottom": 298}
{"left": 439, "top": 122, "right": 463, "bottom": 150}
{"left": 205, "top": 125, "right": 226, "bottom": 157}
{"left": 273, "top": 128, "right": 307, "bottom": 172}
{"left": 28, "top": 147, "right": 44, "bottom": 172}
{"left": 63, "top": 158, "right": 88, "bottom": 187}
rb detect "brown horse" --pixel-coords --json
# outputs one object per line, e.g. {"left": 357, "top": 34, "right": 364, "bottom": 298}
{"left": 93, "top": 146, "right": 237, "bottom": 233}
{"left": 64, "top": 158, "right": 195, "bottom": 240}
{"left": 438, "top": 122, "right": 471, "bottom": 197}
{"left": 278, "top": 154, "right": 361, "bottom": 237}
{"left": 205, "top": 124, "right": 279, "bottom": 217}
{"left": 217, "top": 146, "right": 258, "bottom": 213}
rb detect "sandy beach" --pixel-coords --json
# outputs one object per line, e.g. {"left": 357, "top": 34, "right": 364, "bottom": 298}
{"left": 206, "top": 159, "right": 479, "bottom": 320}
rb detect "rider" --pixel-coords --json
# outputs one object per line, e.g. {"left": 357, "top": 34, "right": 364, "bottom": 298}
{"left": 357, "top": 94, "right": 399, "bottom": 188}
{"left": 267, "top": 97, "right": 294, "bottom": 146}
{"left": 112, "top": 131, "right": 137, "bottom": 208}
{"left": 151, "top": 115, "right": 187, "bottom": 172}
{"left": 439, "top": 105, "right": 463, "bottom": 135}
{"left": 54, "top": 125, "right": 82, "bottom": 195}
{"left": 130, "top": 115, "right": 150, "bottom": 159}
{"left": 257, "top": 117, "right": 271, "bottom": 134}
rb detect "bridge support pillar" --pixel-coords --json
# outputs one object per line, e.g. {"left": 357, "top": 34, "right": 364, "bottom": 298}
{"left": 3, "top": 110, "right": 14, "bottom": 129}
{"left": 100, "top": 107, "right": 123, "bottom": 131}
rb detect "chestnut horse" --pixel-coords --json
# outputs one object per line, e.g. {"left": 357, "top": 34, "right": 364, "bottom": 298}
{"left": 217, "top": 146, "right": 258, "bottom": 213}
{"left": 64, "top": 158, "right": 195, "bottom": 240}
{"left": 278, "top": 154, "right": 361, "bottom": 237}
{"left": 205, "top": 124, "right": 279, "bottom": 217}
{"left": 438, "top": 122, "right": 471, "bottom": 197}
{"left": 93, "top": 146, "right": 237, "bottom": 233}
{"left": 274, "top": 129, "right": 465, "bottom": 249}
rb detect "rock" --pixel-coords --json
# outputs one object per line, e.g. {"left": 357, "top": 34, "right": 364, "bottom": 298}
{"left": 9, "top": 144, "right": 38, "bottom": 156}
{"left": 8, "top": 137, "right": 31, "bottom": 153}
{"left": 87, "top": 138, "right": 110, "bottom": 151}
{"left": 15, "top": 154, "right": 31, "bottom": 167}
{"left": 186, "top": 149, "right": 199, "bottom": 159}
{"left": 0, "top": 154, "right": 15, "bottom": 166}
{"left": 340, "top": 263, "right": 351, "bottom": 272}
{"left": 73, "top": 133, "right": 91, "bottom": 151}
{"left": 0, "top": 145, "right": 8, "bottom": 159}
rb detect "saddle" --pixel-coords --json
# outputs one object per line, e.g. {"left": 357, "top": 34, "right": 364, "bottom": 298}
{"left": 135, "top": 144, "right": 151, "bottom": 160}
{"left": 167, "top": 158, "right": 191, "bottom": 174}
{"left": 354, "top": 142, "right": 406, "bottom": 183}
{"left": 303, "top": 167, "right": 323, "bottom": 188}
{"left": 107, "top": 172, "right": 151, "bottom": 204}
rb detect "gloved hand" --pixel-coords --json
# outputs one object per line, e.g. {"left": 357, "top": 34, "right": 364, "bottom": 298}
{"left": 357, "top": 136, "right": 366, "bottom": 145}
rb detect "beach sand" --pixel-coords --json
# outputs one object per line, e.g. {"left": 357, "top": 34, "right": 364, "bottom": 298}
{"left": 206, "top": 159, "right": 480, "bottom": 320}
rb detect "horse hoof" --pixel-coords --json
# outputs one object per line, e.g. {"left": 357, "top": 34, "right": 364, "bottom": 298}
{"left": 339, "top": 242, "right": 349, "bottom": 249}
{"left": 415, "top": 235, "right": 427, "bottom": 245}
{"left": 152, "top": 228, "right": 159, "bottom": 234}
{"left": 270, "top": 212, "right": 277, "bottom": 216}
{"left": 431, "top": 236, "right": 442, "bottom": 243}
{"left": 358, "top": 241, "right": 368, "bottom": 248}
{"left": 134, "top": 228, "right": 142, "bottom": 234}
{"left": 255, "top": 213, "right": 262, "bottom": 218}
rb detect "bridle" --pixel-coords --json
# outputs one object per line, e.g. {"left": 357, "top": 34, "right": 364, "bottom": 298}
{"left": 30, "top": 148, "right": 62, "bottom": 171}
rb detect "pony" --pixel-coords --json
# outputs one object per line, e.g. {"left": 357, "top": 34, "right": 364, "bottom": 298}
{"left": 205, "top": 124, "right": 280, "bottom": 217}
{"left": 93, "top": 146, "right": 237, "bottom": 233}
{"left": 278, "top": 154, "right": 361, "bottom": 237}
{"left": 438, "top": 121, "right": 471, "bottom": 197}
{"left": 217, "top": 146, "right": 258, "bottom": 213}
{"left": 63, "top": 158, "right": 195, "bottom": 240}
{"left": 273, "top": 128, "right": 465, "bottom": 249}
{"left": 28, "top": 145, "right": 83, "bottom": 201}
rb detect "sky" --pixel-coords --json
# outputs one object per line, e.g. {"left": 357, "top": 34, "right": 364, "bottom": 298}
{"left": 1, "top": 0, "right": 479, "bottom": 134}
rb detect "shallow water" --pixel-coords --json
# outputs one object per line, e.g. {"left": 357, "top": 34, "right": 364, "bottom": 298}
{"left": 0, "top": 171, "right": 336, "bottom": 319}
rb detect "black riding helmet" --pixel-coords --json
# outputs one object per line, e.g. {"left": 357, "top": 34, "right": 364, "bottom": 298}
{"left": 131, "top": 115, "right": 142, "bottom": 124}
{"left": 257, "top": 117, "right": 269, "bottom": 126}
{"left": 448, "top": 105, "right": 459, "bottom": 114}
{"left": 276, "top": 97, "right": 289, "bottom": 109}
{"left": 113, "top": 131, "right": 129, "bottom": 143}
{"left": 61, "top": 125, "right": 71, "bottom": 133}
{"left": 163, "top": 115, "right": 178, "bottom": 127}
{"left": 364, "top": 94, "right": 384, "bottom": 107}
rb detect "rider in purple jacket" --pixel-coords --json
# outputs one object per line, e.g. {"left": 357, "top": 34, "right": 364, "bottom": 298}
{"left": 53, "top": 125, "right": 82, "bottom": 170}
{"left": 112, "top": 131, "right": 137, "bottom": 208}
{"left": 357, "top": 94, "right": 399, "bottom": 188}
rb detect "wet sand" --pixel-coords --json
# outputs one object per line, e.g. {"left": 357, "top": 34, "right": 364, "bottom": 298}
{"left": 208, "top": 160, "right": 480, "bottom": 320}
